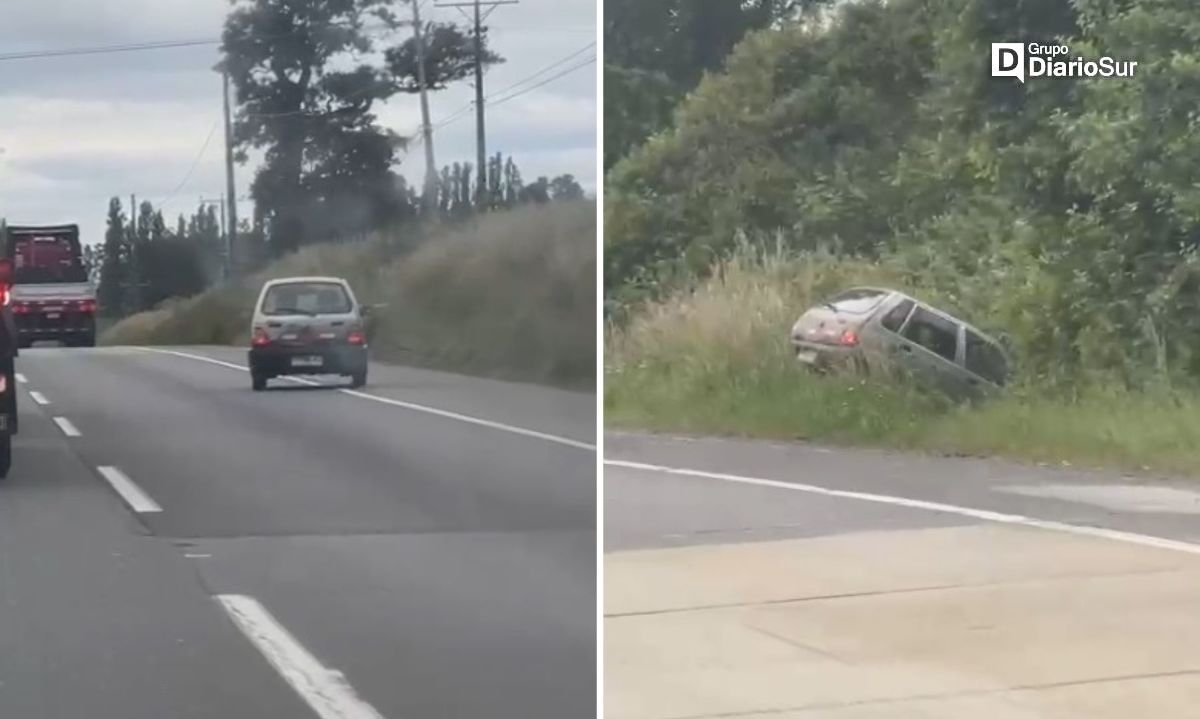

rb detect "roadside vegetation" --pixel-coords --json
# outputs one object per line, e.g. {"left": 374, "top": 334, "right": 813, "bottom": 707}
{"left": 105, "top": 202, "right": 596, "bottom": 390}
{"left": 605, "top": 0, "right": 1200, "bottom": 476}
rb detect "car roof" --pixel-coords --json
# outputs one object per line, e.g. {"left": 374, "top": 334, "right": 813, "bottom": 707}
{"left": 841, "top": 286, "right": 1009, "bottom": 353}
{"left": 262, "top": 276, "right": 350, "bottom": 288}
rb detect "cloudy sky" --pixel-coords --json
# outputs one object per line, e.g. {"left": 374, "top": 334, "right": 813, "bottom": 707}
{"left": 0, "top": 0, "right": 597, "bottom": 246}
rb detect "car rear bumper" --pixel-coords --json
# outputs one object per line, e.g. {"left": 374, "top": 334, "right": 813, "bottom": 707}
{"left": 791, "top": 340, "right": 860, "bottom": 369}
{"left": 248, "top": 344, "right": 367, "bottom": 376}
{"left": 15, "top": 313, "right": 95, "bottom": 339}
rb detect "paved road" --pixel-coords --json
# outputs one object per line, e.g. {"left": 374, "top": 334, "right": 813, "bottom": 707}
{"left": 605, "top": 432, "right": 1200, "bottom": 719}
{"left": 1, "top": 346, "right": 595, "bottom": 718}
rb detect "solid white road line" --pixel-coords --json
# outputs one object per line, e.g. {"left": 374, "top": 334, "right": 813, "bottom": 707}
{"left": 607, "top": 459, "right": 1200, "bottom": 558}
{"left": 137, "top": 347, "right": 596, "bottom": 452}
{"left": 216, "top": 595, "right": 385, "bottom": 719}
{"left": 53, "top": 416, "right": 81, "bottom": 437}
{"left": 15, "top": 373, "right": 26, "bottom": 384}
{"left": 97, "top": 466, "right": 162, "bottom": 514}
{"left": 29, "top": 391, "right": 49, "bottom": 406}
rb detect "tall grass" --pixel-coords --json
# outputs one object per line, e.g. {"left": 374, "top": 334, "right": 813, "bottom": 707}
{"left": 606, "top": 246, "right": 1200, "bottom": 476}
{"left": 104, "top": 202, "right": 596, "bottom": 389}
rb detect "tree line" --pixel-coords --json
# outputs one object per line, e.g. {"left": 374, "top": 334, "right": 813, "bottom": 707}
{"left": 606, "top": 0, "right": 1200, "bottom": 386}
{"left": 94, "top": 154, "right": 583, "bottom": 319}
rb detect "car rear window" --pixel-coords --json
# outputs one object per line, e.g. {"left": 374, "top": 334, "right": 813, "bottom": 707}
{"left": 880, "top": 299, "right": 915, "bottom": 333}
{"left": 13, "top": 237, "right": 88, "bottom": 284}
{"left": 901, "top": 306, "right": 959, "bottom": 362}
{"left": 965, "top": 330, "right": 1009, "bottom": 386}
{"left": 262, "top": 282, "right": 352, "bottom": 316}
{"left": 824, "top": 288, "right": 887, "bottom": 314}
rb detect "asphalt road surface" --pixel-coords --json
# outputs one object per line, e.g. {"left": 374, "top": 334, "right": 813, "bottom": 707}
{"left": 605, "top": 431, "right": 1200, "bottom": 719}
{"left": 0, "top": 345, "right": 595, "bottom": 719}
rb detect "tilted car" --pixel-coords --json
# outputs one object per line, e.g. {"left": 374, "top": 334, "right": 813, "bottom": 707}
{"left": 789, "top": 287, "right": 1012, "bottom": 401}
{"left": 248, "top": 276, "right": 370, "bottom": 391}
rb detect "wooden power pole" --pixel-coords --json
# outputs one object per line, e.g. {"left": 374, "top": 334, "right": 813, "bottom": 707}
{"left": 435, "top": 0, "right": 518, "bottom": 204}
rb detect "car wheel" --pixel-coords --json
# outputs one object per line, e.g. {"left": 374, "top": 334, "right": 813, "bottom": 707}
{"left": 252, "top": 373, "right": 268, "bottom": 392}
{"left": 350, "top": 370, "right": 367, "bottom": 389}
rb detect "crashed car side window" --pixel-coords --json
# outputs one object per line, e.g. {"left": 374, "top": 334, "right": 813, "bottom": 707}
{"left": 966, "top": 330, "right": 1008, "bottom": 386}
{"left": 901, "top": 307, "right": 959, "bottom": 362}
{"left": 880, "top": 299, "right": 915, "bottom": 333}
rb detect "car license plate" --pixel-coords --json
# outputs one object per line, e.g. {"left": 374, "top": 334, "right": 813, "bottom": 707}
{"left": 46, "top": 312, "right": 61, "bottom": 320}
{"left": 796, "top": 350, "right": 818, "bottom": 364}
{"left": 291, "top": 356, "right": 323, "bottom": 368}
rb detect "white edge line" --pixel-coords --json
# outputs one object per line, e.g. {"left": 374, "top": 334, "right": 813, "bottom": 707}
{"left": 216, "top": 594, "right": 385, "bottom": 719}
{"left": 606, "top": 459, "right": 1200, "bottom": 557}
{"left": 52, "top": 416, "right": 81, "bottom": 437}
{"left": 29, "top": 391, "right": 49, "bottom": 406}
{"left": 97, "top": 466, "right": 162, "bottom": 514}
{"left": 135, "top": 347, "right": 596, "bottom": 452}
{"left": 15, "top": 373, "right": 26, "bottom": 384}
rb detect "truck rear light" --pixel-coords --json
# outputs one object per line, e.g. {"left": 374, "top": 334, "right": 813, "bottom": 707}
{"left": 346, "top": 330, "right": 366, "bottom": 346}
{"left": 251, "top": 327, "right": 271, "bottom": 347}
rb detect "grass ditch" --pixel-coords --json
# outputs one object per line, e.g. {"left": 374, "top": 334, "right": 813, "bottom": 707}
{"left": 606, "top": 248, "right": 1200, "bottom": 477}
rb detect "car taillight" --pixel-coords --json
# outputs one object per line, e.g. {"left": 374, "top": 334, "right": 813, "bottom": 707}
{"left": 77, "top": 299, "right": 97, "bottom": 313}
{"left": 11, "top": 302, "right": 30, "bottom": 315}
{"left": 346, "top": 330, "right": 366, "bottom": 346}
{"left": 251, "top": 327, "right": 271, "bottom": 347}
{"left": 839, "top": 329, "right": 860, "bottom": 347}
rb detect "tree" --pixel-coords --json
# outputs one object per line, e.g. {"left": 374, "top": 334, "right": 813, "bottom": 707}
{"left": 386, "top": 20, "right": 503, "bottom": 93}
{"left": 221, "top": 0, "right": 402, "bottom": 256}
{"left": 520, "top": 177, "right": 551, "bottom": 205}
{"left": 604, "top": 0, "right": 835, "bottom": 170}
{"left": 550, "top": 175, "right": 585, "bottom": 201}
{"left": 97, "top": 198, "right": 128, "bottom": 317}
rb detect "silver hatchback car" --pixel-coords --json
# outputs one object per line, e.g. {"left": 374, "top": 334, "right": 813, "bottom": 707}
{"left": 789, "top": 287, "right": 1011, "bottom": 400}
{"left": 247, "top": 276, "right": 370, "bottom": 391}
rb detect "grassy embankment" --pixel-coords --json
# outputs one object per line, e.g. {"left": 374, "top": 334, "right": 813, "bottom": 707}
{"left": 104, "top": 202, "right": 596, "bottom": 390}
{"left": 606, "top": 249, "right": 1200, "bottom": 477}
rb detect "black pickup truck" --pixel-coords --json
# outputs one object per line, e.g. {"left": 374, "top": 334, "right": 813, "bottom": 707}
{"left": 0, "top": 257, "right": 19, "bottom": 478}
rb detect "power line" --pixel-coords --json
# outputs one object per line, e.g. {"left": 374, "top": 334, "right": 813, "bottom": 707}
{"left": 414, "top": 40, "right": 596, "bottom": 138}
{"left": 0, "top": 22, "right": 404, "bottom": 63}
{"left": 157, "top": 119, "right": 221, "bottom": 210}
{"left": 0, "top": 38, "right": 217, "bottom": 62}
{"left": 488, "top": 56, "right": 595, "bottom": 109}
{"left": 484, "top": 42, "right": 595, "bottom": 101}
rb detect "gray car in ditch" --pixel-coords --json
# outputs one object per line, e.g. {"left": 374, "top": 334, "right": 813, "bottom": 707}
{"left": 789, "top": 287, "right": 1012, "bottom": 401}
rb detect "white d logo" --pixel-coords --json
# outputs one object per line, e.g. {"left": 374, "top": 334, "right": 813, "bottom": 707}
{"left": 991, "top": 43, "right": 1025, "bottom": 83}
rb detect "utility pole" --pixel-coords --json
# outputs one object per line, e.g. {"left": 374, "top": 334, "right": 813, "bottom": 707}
{"left": 410, "top": 0, "right": 438, "bottom": 210}
{"left": 435, "top": 0, "right": 518, "bottom": 205}
{"left": 221, "top": 70, "right": 239, "bottom": 278}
